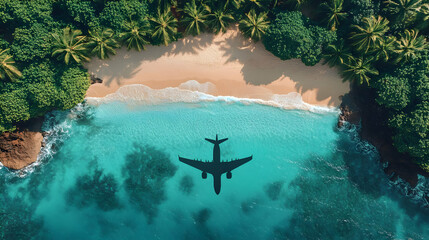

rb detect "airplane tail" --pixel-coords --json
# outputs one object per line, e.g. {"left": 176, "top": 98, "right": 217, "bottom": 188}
{"left": 205, "top": 134, "right": 228, "bottom": 144}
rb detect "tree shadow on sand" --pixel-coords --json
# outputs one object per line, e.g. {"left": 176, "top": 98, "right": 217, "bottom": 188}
{"left": 218, "top": 31, "right": 344, "bottom": 105}
{"left": 86, "top": 34, "right": 215, "bottom": 87}
{"left": 88, "top": 27, "right": 344, "bottom": 105}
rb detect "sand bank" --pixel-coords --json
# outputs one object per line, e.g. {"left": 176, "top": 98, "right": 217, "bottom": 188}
{"left": 85, "top": 26, "right": 349, "bottom": 107}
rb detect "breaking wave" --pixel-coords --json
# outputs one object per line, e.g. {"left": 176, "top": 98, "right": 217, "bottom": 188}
{"left": 85, "top": 81, "right": 339, "bottom": 114}
{"left": 339, "top": 121, "right": 429, "bottom": 208}
{"left": 6, "top": 104, "right": 90, "bottom": 177}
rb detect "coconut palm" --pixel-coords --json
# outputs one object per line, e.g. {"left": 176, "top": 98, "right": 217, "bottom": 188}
{"left": 150, "top": 9, "right": 178, "bottom": 46}
{"left": 0, "top": 49, "right": 22, "bottom": 82}
{"left": 86, "top": 28, "right": 119, "bottom": 59}
{"left": 349, "top": 16, "right": 390, "bottom": 54}
{"left": 384, "top": 0, "right": 424, "bottom": 26}
{"left": 342, "top": 56, "right": 379, "bottom": 85}
{"left": 239, "top": 9, "right": 269, "bottom": 41}
{"left": 207, "top": 7, "right": 235, "bottom": 33}
{"left": 320, "top": 0, "right": 348, "bottom": 31}
{"left": 51, "top": 27, "right": 90, "bottom": 65}
{"left": 371, "top": 36, "right": 396, "bottom": 62}
{"left": 119, "top": 21, "right": 151, "bottom": 51}
{"left": 323, "top": 40, "right": 352, "bottom": 67}
{"left": 181, "top": 0, "right": 209, "bottom": 36}
{"left": 393, "top": 29, "right": 427, "bottom": 63}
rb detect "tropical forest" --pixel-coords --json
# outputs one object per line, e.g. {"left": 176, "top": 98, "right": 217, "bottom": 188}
{"left": 0, "top": 1, "right": 428, "bottom": 172}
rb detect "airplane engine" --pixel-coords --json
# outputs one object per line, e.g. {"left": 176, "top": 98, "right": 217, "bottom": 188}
{"left": 227, "top": 171, "right": 232, "bottom": 179}
{"left": 202, "top": 172, "right": 207, "bottom": 179}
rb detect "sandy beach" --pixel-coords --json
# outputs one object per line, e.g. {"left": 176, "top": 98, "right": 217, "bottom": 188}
{"left": 85, "top": 26, "right": 349, "bottom": 107}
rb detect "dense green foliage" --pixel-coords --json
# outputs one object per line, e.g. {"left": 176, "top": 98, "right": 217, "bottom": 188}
{"left": 263, "top": 11, "right": 336, "bottom": 66}
{"left": 0, "top": 0, "right": 428, "bottom": 171}
{"left": 375, "top": 52, "right": 429, "bottom": 169}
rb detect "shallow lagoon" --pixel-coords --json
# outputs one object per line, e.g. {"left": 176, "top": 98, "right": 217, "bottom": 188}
{"left": 1, "top": 101, "right": 429, "bottom": 239}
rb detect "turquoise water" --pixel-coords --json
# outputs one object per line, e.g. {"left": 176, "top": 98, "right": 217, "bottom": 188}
{"left": 1, "top": 101, "right": 429, "bottom": 239}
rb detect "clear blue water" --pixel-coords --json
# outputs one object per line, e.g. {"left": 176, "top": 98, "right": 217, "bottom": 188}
{"left": 1, "top": 101, "right": 429, "bottom": 239}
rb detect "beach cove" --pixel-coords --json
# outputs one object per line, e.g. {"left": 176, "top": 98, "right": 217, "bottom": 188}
{"left": 2, "top": 27, "right": 429, "bottom": 239}
{"left": 85, "top": 27, "right": 349, "bottom": 106}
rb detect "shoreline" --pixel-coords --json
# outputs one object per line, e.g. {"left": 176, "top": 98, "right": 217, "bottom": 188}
{"left": 5, "top": 27, "right": 424, "bottom": 190}
{"left": 85, "top": 83, "right": 339, "bottom": 113}
{"left": 85, "top": 27, "right": 349, "bottom": 107}
{"left": 340, "top": 84, "right": 429, "bottom": 188}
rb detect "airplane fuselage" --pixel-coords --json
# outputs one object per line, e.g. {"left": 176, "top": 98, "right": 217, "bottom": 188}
{"left": 212, "top": 143, "right": 222, "bottom": 194}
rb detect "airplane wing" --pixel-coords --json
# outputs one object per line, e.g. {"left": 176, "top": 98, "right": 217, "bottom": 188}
{"left": 220, "top": 156, "right": 252, "bottom": 174}
{"left": 179, "top": 156, "right": 213, "bottom": 173}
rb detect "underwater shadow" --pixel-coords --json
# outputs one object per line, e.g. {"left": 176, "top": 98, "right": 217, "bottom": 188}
{"left": 122, "top": 143, "right": 177, "bottom": 224}
{"left": 337, "top": 126, "right": 429, "bottom": 219}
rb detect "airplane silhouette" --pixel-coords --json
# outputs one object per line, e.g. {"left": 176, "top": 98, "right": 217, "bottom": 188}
{"left": 179, "top": 135, "right": 252, "bottom": 194}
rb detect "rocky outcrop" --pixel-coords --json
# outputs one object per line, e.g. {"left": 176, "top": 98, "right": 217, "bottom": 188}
{"left": 338, "top": 92, "right": 360, "bottom": 128}
{"left": 339, "top": 84, "right": 429, "bottom": 187}
{"left": 0, "top": 117, "right": 44, "bottom": 170}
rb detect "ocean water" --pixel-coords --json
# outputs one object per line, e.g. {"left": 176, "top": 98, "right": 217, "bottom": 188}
{"left": 1, "top": 100, "right": 429, "bottom": 240}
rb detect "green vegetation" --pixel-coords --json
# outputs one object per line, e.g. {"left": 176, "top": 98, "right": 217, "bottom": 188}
{"left": 51, "top": 27, "right": 90, "bottom": 65}
{"left": 150, "top": 9, "right": 178, "bottom": 46}
{"left": 263, "top": 11, "right": 336, "bottom": 66}
{"left": 0, "top": 48, "right": 22, "bottom": 82}
{"left": 0, "top": 0, "right": 428, "bottom": 171}
{"left": 239, "top": 9, "right": 269, "bottom": 41}
{"left": 120, "top": 21, "right": 151, "bottom": 51}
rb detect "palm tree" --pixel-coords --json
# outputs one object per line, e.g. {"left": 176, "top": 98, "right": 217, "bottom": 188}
{"left": 349, "top": 16, "right": 390, "bottom": 54}
{"left": 51, "top": 27, "right": 90, "bottom": 65}
{"left": 320, "top": 0, "right": 348, "bottom": 31}
{"left": 0, "top": 49, "right": 22, "bottom": 82}
{"left": 119, "top": 21, "right": 151, "bottom": 51}
{"left": 207, "top": 8, "right": 235, "bottom": 34}
{"left": 181, "top": 0, "right": 209, "bottom": 36}
{"left": 372, "top": 36, "right": 395, "bottom": 62}
{"left": 323, "top": 40, "right": 352, "bottom": 67}
{"left": 342, "top": 56, "right": 379, "bottom": 85}
{"left": 86, "top": 28, "right": 119, "bottom": 59}
{"left": 150, "top": 9, "right": 178, "bottom": 46}
{"left": 393, "top": 29, "right": 427, "bottom": 63}
{"left": 239, "top": 9, "right": 269, "bottom": 41}
{"left": 384, "top": 0, "right": 424, "bottom": 26}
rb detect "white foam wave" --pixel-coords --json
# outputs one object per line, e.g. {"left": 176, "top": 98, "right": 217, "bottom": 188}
{"left": 9, "top": 104, "right": 86, "bottom": 177}
{"left": 86, "top": 82, "right": 339, "bottom": 114}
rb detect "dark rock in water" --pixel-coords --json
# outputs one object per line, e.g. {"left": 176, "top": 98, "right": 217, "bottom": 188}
{"left": 345, "top": 84, "right": 429, "bottom": 187}
{"left": 264, "top": 181, "right": 284, "bottom": 201}
{"left": 122, "top": 144, "right": 177, "bottom": 223}
{"left": 179, "top": 175, "right": 194, "bottom": 195}
{"left": 67, "top": 167, "right": 120, "bottom": 211}
{"left": 338, "top": 92, "right": 360, "bottom": 128}
{"left": 193, "top": 208, "right": 211, "bottom": 224}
